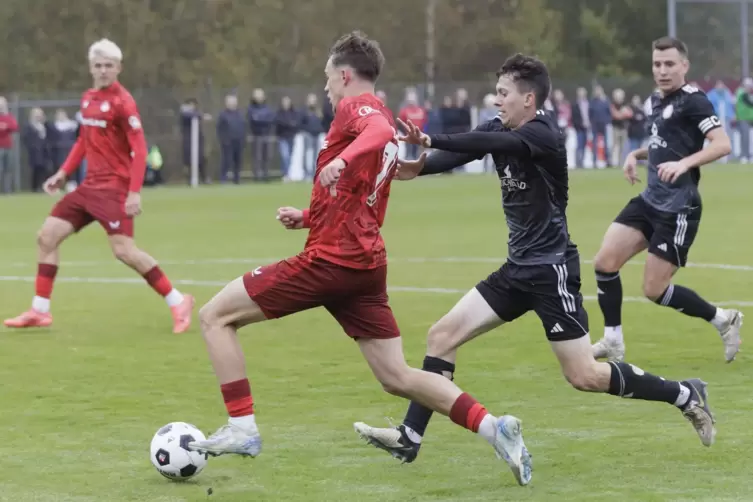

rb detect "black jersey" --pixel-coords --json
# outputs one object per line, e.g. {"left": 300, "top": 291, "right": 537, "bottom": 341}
{"left": 643, "top": 84, "right": 722, "bottom": 212}
{"left": 426, "top": 111, "right": 578, "bottom": 265}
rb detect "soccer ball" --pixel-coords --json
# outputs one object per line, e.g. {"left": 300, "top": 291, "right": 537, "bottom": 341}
{"left": 150, "top": 422, "right": 208, "bottom": 481}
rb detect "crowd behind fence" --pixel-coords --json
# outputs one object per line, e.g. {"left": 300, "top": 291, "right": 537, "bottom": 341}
{"left": 0, "top": 75, "right": 749, "bottom": 194}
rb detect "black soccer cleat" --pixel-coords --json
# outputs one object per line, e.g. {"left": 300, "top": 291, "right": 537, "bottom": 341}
{"left": 354, "top": 422, "right": 421, "bottom": 463}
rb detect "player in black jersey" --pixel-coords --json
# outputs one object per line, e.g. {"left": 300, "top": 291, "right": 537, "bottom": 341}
{"left": 353, "top": 54, "right": 717, "bottom": 486}
{"left": 591, "top": 37, "right": 741, "bottom": 364}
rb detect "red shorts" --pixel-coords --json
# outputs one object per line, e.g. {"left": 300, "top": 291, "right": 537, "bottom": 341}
{"left": 50, "top": 186, "right": 133, "bottom": 237}
{"left": 242, "top": 254, "right": 400, "bottom": 340}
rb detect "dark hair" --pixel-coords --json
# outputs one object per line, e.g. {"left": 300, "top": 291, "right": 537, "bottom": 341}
{"left": 496, "top": 53, "right": 551, "bottom": 108}
{"left": 652, "top": 36, "right": 688, "bottom": 57}
{"left": 329, "top": 31, "right": 385, "bottom": 82}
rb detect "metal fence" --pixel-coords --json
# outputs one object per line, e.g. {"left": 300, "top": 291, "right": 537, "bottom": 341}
{"left": 6, "top": 76, "right": 664, "bottom": 191}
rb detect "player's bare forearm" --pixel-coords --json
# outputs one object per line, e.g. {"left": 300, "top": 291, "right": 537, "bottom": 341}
{"left": 631, "top": 147, "right": 649, "bottom": 161}
{"left": 428, "top": 131, "right": 527, "bottom": 156}
{"left": 419, "top": 150, "right": 479, "bottom": 176}
{"left": 680, "top": 129, "right": 732, "bottom": 169}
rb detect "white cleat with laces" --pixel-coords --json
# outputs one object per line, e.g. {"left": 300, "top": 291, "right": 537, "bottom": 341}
{"left": 187, "top": 420, "right": 262, "bottom": 457}
{"left": 716, "top": 309, "right": 743, "bottom": 363}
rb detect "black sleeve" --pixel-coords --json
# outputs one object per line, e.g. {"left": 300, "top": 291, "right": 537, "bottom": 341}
{"left": 419, "top": 150, "right": 480, "bottom": 175}
{"left": 419, "top": 120, "right": 495, "bottom": 176}
{"left": 507, "top": 118, "right": 559, "bottom": 159}
{"left": 684, "top": 92, "right": 723, "bottom": 136}
{"left": 428, "top": 116, "right": 557, "bottom": 159}
{"left": 429, "top": 130, "right": 528, "bottom": 157}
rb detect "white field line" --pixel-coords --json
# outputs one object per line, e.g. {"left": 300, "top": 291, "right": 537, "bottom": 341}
{"left": 1, "top": 275, "right": 752, "bottom": 307}
{"left": 3, "top": 256, "right": 753, "bottom": 272}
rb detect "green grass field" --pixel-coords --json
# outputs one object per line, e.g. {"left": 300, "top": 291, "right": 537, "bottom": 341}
{"left": 1, "top": 166, "right": 752, "bottom": 502}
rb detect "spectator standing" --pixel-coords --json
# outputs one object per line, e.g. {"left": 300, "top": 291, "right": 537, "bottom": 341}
{"left": 217, "top": 94, "right": 245, "bottom": 184}
{"left": 22, "top": 107, "right": 50, "bottom": 192}
{"left": 0, "top": 96, "right": 19, "bottom": 193}
{"left": 735, "top": 78, "right": 753, "bottom": 163}
{"left": 247, "top": 88, "right": 275, "bottom": 181}
{"left": 300, "top": 93, "right": 324, "bottom": 181}
{"left": 610, "top": 88, "right": 633, "bottom": 167}
{"left": 571, "top": 87, "right": 590, "bottom": 168}
{"left": 275, "top": 96, "right": 299, "bottom": 181}
{"left": 590, "top": 85, "right": 612, "bottom": 167}
{"left": 398, "top": 89, "right": 427, "bottom": 160}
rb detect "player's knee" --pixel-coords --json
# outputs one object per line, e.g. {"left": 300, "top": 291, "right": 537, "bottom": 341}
{"left": 110, "top": 240, "right": 137, "bottom": 265}
{"left": 37, "top": 228, "right": 58, "bottom": 253}
{"left": 563, "top": 366, "right": 602, "bottom": 392}
{"left": 375, "top": 367, "right": 411, "bottom": 398}
{"left": 642, "top": 277, "right": 668, "bottom": 302}
{"left": 593, "top": 248, "right": 621, "bottom": 274}
{"left": 426, "top": 318, "right": 461, "bottom": 358}
{"left": 198, "top": 302, "right": 220, "bottom": 331}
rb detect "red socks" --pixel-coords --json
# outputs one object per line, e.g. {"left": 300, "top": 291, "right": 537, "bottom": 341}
{"left": 221, "top": 379, "right": 255, "bottom": 417}
{"left": 142, "top": 266, "right": 173, "bottom": 297}
{"left": 449, "top": 392, "right": 488, "bottom": 433}
{"left": 35, "top": 263, "right": 58, "bottom": 299}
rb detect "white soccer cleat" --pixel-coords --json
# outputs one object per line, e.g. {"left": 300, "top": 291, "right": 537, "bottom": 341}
{"left": 187, "top": 421, "right": 262, "bottom": 457}
{"left": 493, "top": 415, "right": 533, "bottom": 486}
{"left": 591, "top": 337, "right": 625, "bottom": 362}
{"left": 716, "top": 309, "right": 743, "bottom": 363}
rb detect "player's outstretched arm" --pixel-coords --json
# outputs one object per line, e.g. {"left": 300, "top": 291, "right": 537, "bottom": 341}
{"left": 417, "top": 150, "right": 481, "bottom": 176}
{"left": 59, "top": 138, "right": 86, "bottom": 178}
{"left": 119, "top": 98, "right": 148, "bottom": 194}
{"left": 427, "top": 130, "right": 529, "bottom": 157}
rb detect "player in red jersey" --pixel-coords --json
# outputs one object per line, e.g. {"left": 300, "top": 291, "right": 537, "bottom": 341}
{"left": 3, "top": 39, "right": 194, "bottom": 333}
{"left": 188, "top": 31, "right": 531, "bottom": 484}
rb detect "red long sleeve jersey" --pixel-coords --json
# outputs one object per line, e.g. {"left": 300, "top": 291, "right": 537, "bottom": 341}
{"left": 61, "top": 82, "right": 147, "bottom": 194}
{"left": 303, "top": 94, "right": 399, "bottom": 270}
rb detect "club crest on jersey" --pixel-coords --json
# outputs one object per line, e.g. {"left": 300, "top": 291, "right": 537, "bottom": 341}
{"left": 662, "top": 104, "right": 673, "bottom": 119}
{"left": 358, "top": 106, "right": 375, "bottom": 116}
{"left": 100, "top": 101, "right": 110, "bottom": 112}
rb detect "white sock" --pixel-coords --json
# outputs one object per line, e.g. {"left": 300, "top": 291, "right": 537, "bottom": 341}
{"left": 604, "top": 325, "right": 623, "bottom": 344}
{"left": 710, "top": 308, "right": 727, "bottom": 331}
{"left": 674, "top": 383, "right": 691, "bottom": 408}
{"left": 229, "top": 414, "right": 257, "bottom": 432}
{"left": 165, "top": 289, "right": 184, "bottom": 307}
{"left": 403, "top": 426, "right": 422, "bottom": 444}
{"left": 32, "top": 296, "right": 51, "bottom": 314}
{"left": 477, "top": 414, "right": 498, "bottom": 446}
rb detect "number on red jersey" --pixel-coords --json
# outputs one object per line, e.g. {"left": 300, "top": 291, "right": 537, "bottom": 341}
{"left": 367, "top": 138, "right": 398, "bottom": 207}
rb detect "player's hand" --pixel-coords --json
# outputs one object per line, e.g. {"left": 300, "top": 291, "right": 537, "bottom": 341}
{"left": 657, "top": 161, "right": 689, "bottom": 184}
{"left": 42, "top": 171, "right": 66, "bottom": 195}
{"left": 396, "top": 152, "right": 427, "bottom": 180}
{"left": 276, "top": 206, "right": 304, "bottom": 230}
{"left": 125, "top": 192, "right": 142, "bottom": 217}
{"left": 396, "top": 118, "right": 431, "bottom": 147}
{"left": 622, "top": 152, "right": 640, "bottom": 185}
{"left": 320, "top": 158, "right": 346, "bottom": 196}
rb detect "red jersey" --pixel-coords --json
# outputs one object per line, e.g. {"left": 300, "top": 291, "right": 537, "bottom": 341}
{"left": 61, "top": 81, "right": 147, "bottom": 194}
{"left": 0, "top": 114, "right": 19, "bottom": 149}
{"left": 302, "top": 94, "right": 398, "bottom": 270}
{"left": 398, "top": 104, "right": 428, "bottom": 131}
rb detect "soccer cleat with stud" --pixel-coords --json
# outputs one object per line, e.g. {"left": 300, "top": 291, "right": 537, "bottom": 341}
{"left": 716, "top": 309, "right": 743, "bottom": 363}
{"left": 187, "top": 421, "right": 262, "bottom": 457}
{"left": 681, "top": 378, "right": 716, "bottom": 447}
{"left": 171, "top": 294, "right": 195, "bottom": 334}
{"left": 353, "top": 422, "right": 420, "bottom": 463}
{"left": 493, "top": 415, "right": 533, "bottom": 486}
{"left": 3, "top": 309, "right": 53, "bottom": 328}
{"left": 591, "top": 336, "right": 625, "bottom": 362}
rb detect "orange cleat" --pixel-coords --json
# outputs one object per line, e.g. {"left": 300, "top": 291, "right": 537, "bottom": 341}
{"left": 4, "top": 309, "right": 53, "bottom": 328}
{"left": 171, "top": 294, "right": 195, "bottom": 334}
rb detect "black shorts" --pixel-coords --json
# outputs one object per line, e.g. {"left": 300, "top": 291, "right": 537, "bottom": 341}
{"left": 475, "top": 257, "right": 589, "bottom": 342}
{"left": 613, "top": 195, "right": 702, "bottom": 267}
